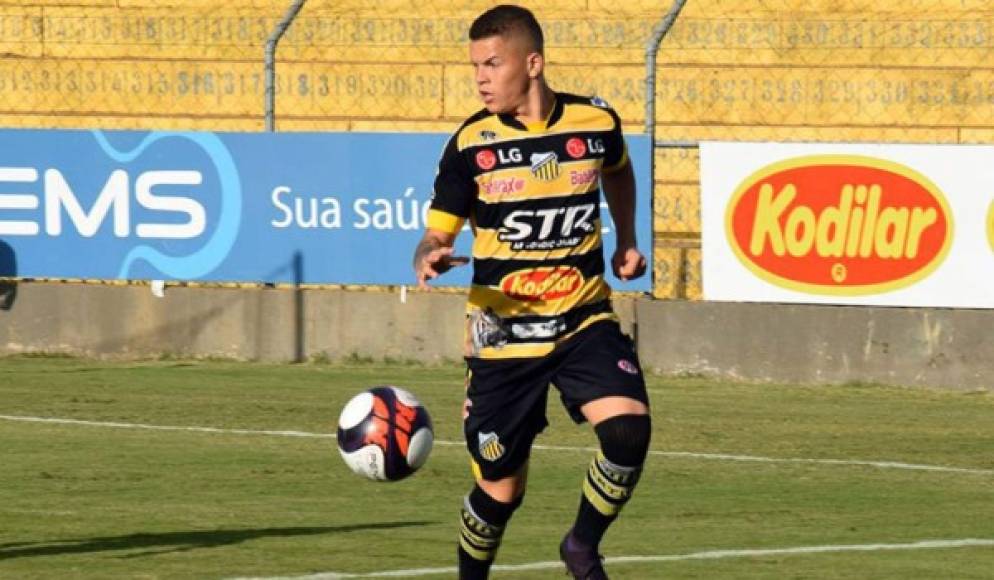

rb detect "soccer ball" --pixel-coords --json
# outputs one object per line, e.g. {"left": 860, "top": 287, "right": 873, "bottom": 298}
{"left": 336, "top": 386, "right": 434, "bottom": 481}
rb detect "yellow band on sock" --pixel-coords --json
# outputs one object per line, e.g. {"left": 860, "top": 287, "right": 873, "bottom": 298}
{"left": 581, "top": 451, "right": 642, "bottom": 517}
{"left": 459, "top": 505, "right": 503, "bottom": 561}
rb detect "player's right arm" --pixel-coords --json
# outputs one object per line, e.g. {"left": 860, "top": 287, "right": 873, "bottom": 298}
{"left": 414, "top": 130, "right": 476, "bottom": 289}
{"left": 414, "top": 228, "right": 467, "bottom": 289}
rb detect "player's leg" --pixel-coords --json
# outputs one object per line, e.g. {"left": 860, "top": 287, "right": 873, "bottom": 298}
{"left": 566, "top": 396, "right": 651, "bottom": 550}
{"left": 551, "top": 321, "right": 651, "bottom": 579}
{"left": 458, "top": 357, "right": 551, "bottom": 579}
{"left": 458, "top": 464, "right": 528, "bottom": 580}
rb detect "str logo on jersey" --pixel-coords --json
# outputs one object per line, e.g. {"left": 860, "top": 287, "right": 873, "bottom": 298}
{"left": 478, "top": 431, "right": 505, "bottom": 461}
{"left": 530, "top": 151, "right": 560, "bottom": 181}
{"left": 498, "top": 203, "right": 596, "bottom": 250}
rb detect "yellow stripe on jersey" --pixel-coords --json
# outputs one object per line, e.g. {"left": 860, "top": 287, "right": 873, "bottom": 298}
{"left": 426, "top": 208, "right": 465, "bottom": 234}
{"left": 473, "top": 312, "right": 619, "bottom": 360}
{"left": 473, "top": 222, "right": 603, "bottom": 261}
{"left": 468, "top": 273, "right": 611, "bottom": 318}
{"left": 556, "top": 101, "right": 617, "bottom": 133}
{"left": 475, "top": 159, "right": 601, "bottom": 204}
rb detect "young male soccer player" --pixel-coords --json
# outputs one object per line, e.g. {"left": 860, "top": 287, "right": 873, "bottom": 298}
{"left": 412, "top": 5, "right": 651, "bottom": 579}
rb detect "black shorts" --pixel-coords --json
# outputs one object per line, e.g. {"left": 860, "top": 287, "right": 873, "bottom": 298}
{"left": 463, "top": 320, "right": 649, "bottom": 481}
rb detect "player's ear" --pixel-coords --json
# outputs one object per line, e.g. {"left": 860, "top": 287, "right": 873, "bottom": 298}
{"left": 526, "top": 51, "right": 544, "bottom": 79}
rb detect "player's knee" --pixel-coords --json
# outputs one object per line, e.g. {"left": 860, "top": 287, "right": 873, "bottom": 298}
{"left": 467, "top": 484, "right": 523, "bottom": 527}
{"left": 475, "top": 462, "right": 528, "bottom": 503}
{"left": 594, "top": 413, "right": 651, "bottom": 467}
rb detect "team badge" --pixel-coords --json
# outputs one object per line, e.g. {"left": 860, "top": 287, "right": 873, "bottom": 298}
{"left": 478, "top": 431, "right": 505, "bottom": 461}
{"left": 530, "top": 151, "right": 560, "bottom": 181}
{"left": 479, "top": 130, "right": 498, "bottom": 142}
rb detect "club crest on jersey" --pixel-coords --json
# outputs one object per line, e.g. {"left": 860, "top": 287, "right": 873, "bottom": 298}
{"left": 478, "top": 431, "right": 505, "bottom": 462}
{"left": 530, "top": 151, "right": 560, "bottom": 181}
{"left": 479, "top": 130, "right": 498, "bottom": 142}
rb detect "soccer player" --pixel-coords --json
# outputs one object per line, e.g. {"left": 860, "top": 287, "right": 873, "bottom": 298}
{"left": 412, "top": 5, "right": 651, "bottom": 579}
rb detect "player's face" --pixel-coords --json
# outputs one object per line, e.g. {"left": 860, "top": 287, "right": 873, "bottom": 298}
{"left": 469, "top": 34, "right": 534, "bottom": 114}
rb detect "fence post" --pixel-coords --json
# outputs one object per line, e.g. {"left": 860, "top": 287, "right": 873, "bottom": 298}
{"left": 644, "top": 0, "right": 688, "bottom": 300}
{"left": 644, "top": 0, "right": 688, "bottom": 139}
{"left": 265, "top": 0, "right": 309, "bottom": 132}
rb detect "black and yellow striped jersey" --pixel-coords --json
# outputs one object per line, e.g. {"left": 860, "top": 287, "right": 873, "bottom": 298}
{"left": 427, "top": 92, "right": 629, "bottom": 360}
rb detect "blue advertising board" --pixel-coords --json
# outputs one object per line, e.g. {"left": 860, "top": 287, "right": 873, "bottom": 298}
{"left": 0, "top": 129, "right": 652, "bottom": 290}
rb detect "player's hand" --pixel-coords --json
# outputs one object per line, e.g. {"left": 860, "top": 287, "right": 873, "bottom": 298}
{"left": 612, "top": 246, "right": 646, "bottom": 281}
{"left": 416, "top": 246, "right": 469, "bottom": 289}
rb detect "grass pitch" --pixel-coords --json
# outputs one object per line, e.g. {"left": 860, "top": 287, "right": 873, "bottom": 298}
{"left": 1, "top": 356, "right": 992, "bottom": 579}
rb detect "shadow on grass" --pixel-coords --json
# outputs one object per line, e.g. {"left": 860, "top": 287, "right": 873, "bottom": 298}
{"left": 0, "top": 521, "right": 435, "bottom": 560}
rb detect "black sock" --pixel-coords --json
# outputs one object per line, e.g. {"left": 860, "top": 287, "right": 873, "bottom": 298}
{"left": 571, "top": 414, "right": 651, "bottom": 548}
{"left": 458, "top": 485, "right": 522, "bottom": 579}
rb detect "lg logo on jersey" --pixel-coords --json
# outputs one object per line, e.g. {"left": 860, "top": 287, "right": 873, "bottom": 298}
{"left": 475, "top": 147, "right": 523, "bottom": 170}
{"left": 498, "top": 203, "right": 596, "bottom": 250}
{"left": 499, "top": 148, "right": 522, "bottom": 164}
{"left": 476, "top": 139, "right": 603, "bottom": 171}
{"left": 566, "top": 138, "right": 605, "bottom": 160}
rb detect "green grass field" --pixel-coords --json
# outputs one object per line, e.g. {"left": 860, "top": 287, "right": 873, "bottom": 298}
{"left": 1, "top": 356, "right": 992, "bottom": 579}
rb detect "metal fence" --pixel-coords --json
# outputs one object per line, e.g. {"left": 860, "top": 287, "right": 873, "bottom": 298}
{"left": 3, "top": 1, "right": 994, "bottom": 299}
{"left": 643, "top": 0, "right": 994, "bottom": 300}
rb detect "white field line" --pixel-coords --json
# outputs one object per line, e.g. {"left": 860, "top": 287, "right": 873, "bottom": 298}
{"left": 227, "top": 538, "right": 994, "bottom": 579}
{"left": 1, "top": 414, "right": 992, "bottom": 477}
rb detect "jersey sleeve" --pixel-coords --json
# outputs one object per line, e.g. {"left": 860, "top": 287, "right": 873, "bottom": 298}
{"left": 428, "top": 133, "right": 475, "bottom": 233}
{"left": 601, "top": 107, "right": 629, "bottom": 174}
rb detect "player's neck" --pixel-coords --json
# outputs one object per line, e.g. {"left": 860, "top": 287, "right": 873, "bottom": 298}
{"left": 513, "top": 83, "right": 555, "bottom": 128}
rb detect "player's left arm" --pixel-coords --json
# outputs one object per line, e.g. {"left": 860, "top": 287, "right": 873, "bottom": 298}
{"left": 602, "top": 160, "right": 646, "bottom": 281}
{"left": 599, "top": 103, "right": 646, "bottom": 282}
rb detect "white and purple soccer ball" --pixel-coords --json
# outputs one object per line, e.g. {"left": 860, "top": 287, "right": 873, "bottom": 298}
{"left": 336, "top": 386, "right": 434, "bottom": 481}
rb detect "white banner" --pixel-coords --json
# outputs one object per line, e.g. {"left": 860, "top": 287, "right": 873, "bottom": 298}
{"left": 701, "top": 142, "right": 994, "bottom": 308}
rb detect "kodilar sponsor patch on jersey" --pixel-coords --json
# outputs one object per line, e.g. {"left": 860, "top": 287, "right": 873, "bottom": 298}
{"left": 500, "top": 266, "right": 584, "bottom": 302}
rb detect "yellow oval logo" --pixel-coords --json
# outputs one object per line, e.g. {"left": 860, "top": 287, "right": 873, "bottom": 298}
{"left": 726, "top": 155, "right": 953, "bottom": 295}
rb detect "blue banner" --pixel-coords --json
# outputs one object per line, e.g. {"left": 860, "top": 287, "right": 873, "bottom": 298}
{"left": 0, "top": 129, "right": 652, "bottom": 290}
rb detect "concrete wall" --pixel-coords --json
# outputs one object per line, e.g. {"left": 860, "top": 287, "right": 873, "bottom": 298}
{"left": 0, "top": 281, "right": 990, "bottom": 391}
{"left": 0, "top": 282, "right": 465, "bottom": 363}
{"left": 636, "top": 301, "right": 994, "bottom": 391}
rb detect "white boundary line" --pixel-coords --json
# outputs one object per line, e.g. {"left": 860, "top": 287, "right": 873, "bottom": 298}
{"left": 1, "top": 414, "right": 992, "bottom": 476}
{"left": 227, "top": 538, "right": 994, "bottom": 579}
